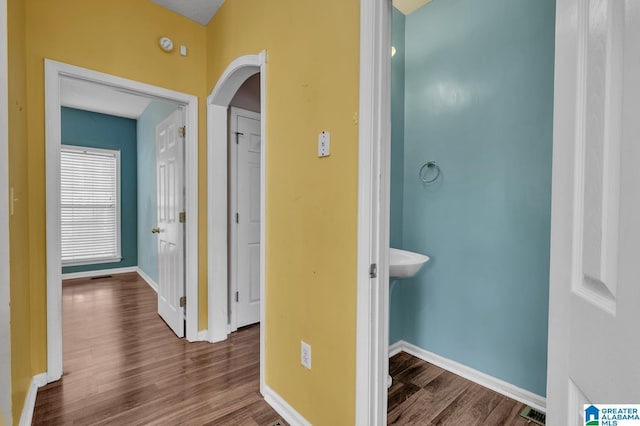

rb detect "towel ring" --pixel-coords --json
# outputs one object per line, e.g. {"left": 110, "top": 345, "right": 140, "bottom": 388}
{"left": 419, "top": 161, "right": 441, "bottom": 184}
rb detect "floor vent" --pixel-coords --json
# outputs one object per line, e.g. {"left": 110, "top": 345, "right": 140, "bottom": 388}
{"left": 520, "top": 406, "right": 546, "bottom": 425}
{"left": 90, "top": 275, "right": 113, "bottom": 280}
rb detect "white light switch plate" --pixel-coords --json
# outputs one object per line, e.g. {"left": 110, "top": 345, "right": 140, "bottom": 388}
{"left": 301, "top": 341, "right": 311, "bottom": 369}
{"left": 318, "top": 131, "right": 330, "bottom": 157}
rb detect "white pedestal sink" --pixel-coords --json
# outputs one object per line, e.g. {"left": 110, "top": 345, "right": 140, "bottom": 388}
{"left": 388, "top": 248, "right": 430, "bottom": 387}
{"left": 390, "top": 248, "right": 430, "bottom": 279}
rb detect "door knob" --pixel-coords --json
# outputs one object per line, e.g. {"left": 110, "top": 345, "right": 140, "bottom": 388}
{"left": 151, "top": 227, "right": 160, "bottom": 234}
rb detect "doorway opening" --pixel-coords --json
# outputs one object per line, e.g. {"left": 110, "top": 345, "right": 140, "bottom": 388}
{"left": 207, "top": 52, "right": 266, "bottom": 393}
{"left": 45, "top": 60, "right": 200, "bottom": 383}
{"left": 228, "top": 73, "right": 261, "bottom": 331}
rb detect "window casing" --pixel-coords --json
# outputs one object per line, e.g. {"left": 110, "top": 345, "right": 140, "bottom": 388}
{"left": 60, "top": 145, "right": 121, "bottom": 267}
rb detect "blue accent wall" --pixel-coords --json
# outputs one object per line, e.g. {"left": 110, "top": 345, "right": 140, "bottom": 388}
{"left": 393, "top": 0, "right": 555, "bottom": 396}
{"left": 136, "top": 102, "right": 179, "bottom": 284}
{"left": 389, "top": 7, "right": 407, "bottom": 344}
{"left": 61, "top": 107, "right": 138, "bottom": 273}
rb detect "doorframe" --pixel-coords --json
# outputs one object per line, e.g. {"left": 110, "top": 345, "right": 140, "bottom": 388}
{"left": 228, "top": 106, "right": 262, "bottom": 333}
{"left": 355, "top": 0, "right": 392, "bottom": 424}
{"left": 0, "top": 0, "right": 12, "bottom": 421}
{"left": 44, "top": 59, "right": 200, "bottom": 383}
{"left": 206, "top": 52, "right": 266, "bottom": 393}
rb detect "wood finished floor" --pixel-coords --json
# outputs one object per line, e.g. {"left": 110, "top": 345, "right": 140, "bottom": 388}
{"left": 33, "top": 272, "right": 533, "bottom": 425}
{"left": 33, "top": 273, "right": 286, "bottom": 426}
{"left": 388, "top": 352, "right": 532, "bottom": 425}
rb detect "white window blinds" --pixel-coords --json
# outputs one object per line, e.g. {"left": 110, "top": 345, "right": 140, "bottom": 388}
{"left": 60, "top": 145, "right": 121, "bottom": 266}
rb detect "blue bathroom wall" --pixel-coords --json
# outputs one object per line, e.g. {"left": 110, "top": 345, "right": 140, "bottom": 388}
{"left": 136, "top": 102, "right": 180, "bottom": 284}
{"left": 389, "top": 7, "right": 406, "bottom": 344}
{"left": 390, "top": 7, "right": 405, "bottom": 250}
{"left": 61, "top": 107, "right": 138, "bottom": 273}
{"left": 398, "top": 0, "right": 555, "bottom": 396}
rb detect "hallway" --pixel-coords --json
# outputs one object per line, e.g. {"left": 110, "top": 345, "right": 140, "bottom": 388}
{"left": 32, "top": 273, "right": 284, "bottom": 425}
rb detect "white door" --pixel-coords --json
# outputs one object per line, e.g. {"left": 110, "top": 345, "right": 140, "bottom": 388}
{"left": 155, "top": 109, "right": 185, "bottom": 337}
{"left": 547, "top": 1, "right": 640, "bottom": 424}
{"left": 230, "top": 107, "right": 261, "bottom": 328}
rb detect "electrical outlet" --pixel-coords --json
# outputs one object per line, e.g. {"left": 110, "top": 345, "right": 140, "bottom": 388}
{"left": 301, "top": 341, "right": 311, "bottom": 369}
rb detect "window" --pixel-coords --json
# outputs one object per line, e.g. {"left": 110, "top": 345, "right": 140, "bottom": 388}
{"left": 60, "top": 145, "right": 121, "bottom": 266}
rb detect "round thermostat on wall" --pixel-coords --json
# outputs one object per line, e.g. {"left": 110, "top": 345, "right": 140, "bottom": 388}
{"left": 159, "top": 36, "right": 174, "bottom": 52}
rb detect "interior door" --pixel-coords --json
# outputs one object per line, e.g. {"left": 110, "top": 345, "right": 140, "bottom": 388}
{"left": 547, "top": 1, "right": 640, "bottom": 424}
{"left": 155, "top": 109, "right": 185, "bottom": 337}
{"left": 231, "top": 108, "right": 261, "bottom": 328}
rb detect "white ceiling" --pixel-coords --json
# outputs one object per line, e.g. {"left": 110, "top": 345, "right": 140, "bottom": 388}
{"left": 393, "top": 0, "right": 432, "bottom": 15}
{"left": 150, "top": 0, "right": 424, "bottom": 27}
{"left": 151, "top": 0, "right": 225, "bottom": 26}
{"left": 60, "top": 77, "right": 152, "bottom": 119}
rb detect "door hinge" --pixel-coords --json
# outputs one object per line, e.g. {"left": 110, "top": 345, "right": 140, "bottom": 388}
{"left": 235, "top": 212, "right": 239, "bottom": 224}
{"left": 179, "top": 296, "right": 186, "bottom": 307}
{"left": 369, "top": 263, "right": 377, "bottom": 279}
{"left": 179, "top": 212, "right": 186, "bottom": 223}
{"left": 178, "top": 126, "right": 186, "bottom": 138}
{"left": 235, "top": 291, "right": 239, "bottom": 302}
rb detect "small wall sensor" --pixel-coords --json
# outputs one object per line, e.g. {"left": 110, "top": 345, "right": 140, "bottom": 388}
{"left": 159, "top": 36, "right": 174, "bottom": 52}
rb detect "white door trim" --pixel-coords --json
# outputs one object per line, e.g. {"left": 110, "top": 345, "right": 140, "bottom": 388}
{"left": 44, "top": 59, "right": 200, "bottom": 383}
{"left": 228, "top": 106, "right": 239, "bottom": 333}
{"left": 0, "top": 0, "right": 12, "bottom": 422}
{"left": 356, "top": 0, "right": 392, "bottom": 424}
{"left": 207, "top": 52, "right": 266, "bottom": 394}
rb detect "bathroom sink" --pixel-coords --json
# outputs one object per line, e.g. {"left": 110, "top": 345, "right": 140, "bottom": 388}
{"left": 389, "top": 248, "right": 430, "bottom": 279}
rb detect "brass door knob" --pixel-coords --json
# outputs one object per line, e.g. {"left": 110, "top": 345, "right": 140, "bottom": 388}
{"left": 151, "top": 227, "right": 160, "bottom": 234}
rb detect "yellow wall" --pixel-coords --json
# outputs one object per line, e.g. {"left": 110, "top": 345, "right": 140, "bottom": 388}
{"left": 8, "top": 0, "right": 33, "bottom": 421}
{"left": 207, "top": 1, "right": 360, "bottom": 423}
{"left": 22, "top": 0, "right": 210, "bottom": 374}
{"left": 10, "top": 0, "right": 361, "bottom": 423}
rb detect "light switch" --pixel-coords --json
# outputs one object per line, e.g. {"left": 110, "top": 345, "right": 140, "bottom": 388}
{"left": 318, "top": 131, "right": 330, "bottom": 157}
{"left": 180, "top": 45, "right": 187, "bottom": 56}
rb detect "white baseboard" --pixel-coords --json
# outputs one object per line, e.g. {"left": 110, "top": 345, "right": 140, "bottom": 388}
{"left": 19, "top": 373, "right": 47, "bottom": 426}
{"left": 136, "top": 267, "right": 158, "bottom": 293}
{"left": 389, "top": 341, "right": 404, "bottom": 357}
{"left": 61, "top": 266, "right": 137, "bottom": 280}
{"left": 390, "top": 341, "right": 546, "bottom": 413}
{"left": 195, "top": 330, "right": 208, "bottom": 341}
{"left": 263, "top": 385, "right": 311, "bottom": 426}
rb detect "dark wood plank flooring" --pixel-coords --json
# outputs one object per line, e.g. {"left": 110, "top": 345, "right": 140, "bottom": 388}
{"left": 388, "top": 351, "right": 532, "bottom": 425}
{"left": 34, "top": 272, "right": 534, "bottom": 425}
{"left": 33, "top": 273, "right": 285, "bottom": 426}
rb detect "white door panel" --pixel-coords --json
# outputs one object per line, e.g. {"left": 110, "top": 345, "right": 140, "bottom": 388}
{"left": 231, "top": 108, "right": 261, "bottom": 328}
{"left": 547, "top": 1, "right": 640, "bottom": 424}
{"left": 156, "top": 109, "right": 185, "bottom": 337}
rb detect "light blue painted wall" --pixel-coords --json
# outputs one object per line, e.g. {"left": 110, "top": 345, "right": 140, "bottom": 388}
{"left": 61, "top": 107, "right": 138, "bottom": 274}
{"left": 395, "top": 0, "right": 555, "bottom": 396}
{"left": 136, "top": 102, "right": 180, "bottom": 283}
{"left": 389, "top": 7, "right": 407, "bottom": 344}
